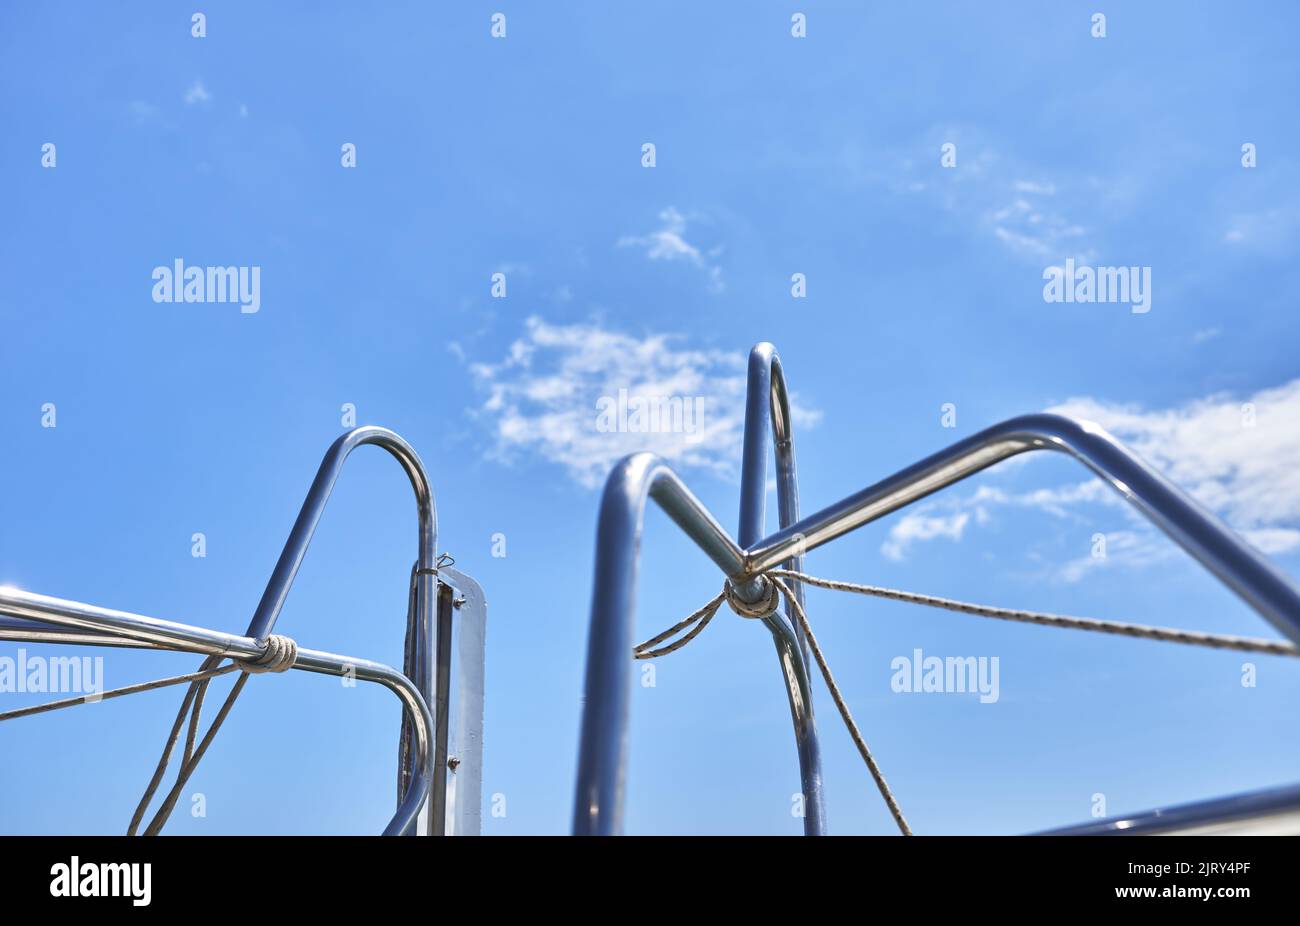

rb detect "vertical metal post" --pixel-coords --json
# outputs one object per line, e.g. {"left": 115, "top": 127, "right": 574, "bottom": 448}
{"left": 242, "top": 426, "right": 438, "bottom": 829}
{"left": 573, "top": 455, "right": 749, "bottom": 834}
{"left": 737, "top": 343, "right": 826, "bottom": 835}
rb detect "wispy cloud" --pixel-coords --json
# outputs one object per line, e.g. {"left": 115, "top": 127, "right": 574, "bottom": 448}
{"left": 882, "top": 511, "right": 973, "bottom": 561}
{"left": 1056, "top": 530, "right": 1174, "bottom": 583}
{"left": 468, "top": 317, "right": 819, "bottom": 488}
{"left": 986, "top": 187, "right": 1089, "bottom": 260}
{"left": 1049, "top": 382, "right": 1300, "bottom": 539}
{"left": 879, "top": 379, "right": 1300, "bottom": 575}
{"left": 618, "top": 207, "right": 724, "bottom": 292}
{"left": 902, "top": 128, "right": 1099, "bottom": 262}
{"left": 184, "top": 80, "right": 212, "bottom": 105}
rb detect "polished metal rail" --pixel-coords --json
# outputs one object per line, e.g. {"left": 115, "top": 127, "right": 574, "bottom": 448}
{"left": 0, "top": 586, "right": 435, "bottom": 835}
{"left": 744, "top": 412, "right": 1300, "bottom": 647}
{"left": 736, "top": 344, "right": 825, "bottom": 835}
{"left": 0, "top": 426, "right": 486, "bottom": 835}
{"left": 1038, "top": 782, "right": 1300, "bottom": 836}
{"left": 573, "top": 344, "right": 1300, "bottom": 835}
{"left": 241, "top": 426, "right": 438, "bottom": 827}
{"left": 572, "top": 453, "right": 742, "bottom": 835}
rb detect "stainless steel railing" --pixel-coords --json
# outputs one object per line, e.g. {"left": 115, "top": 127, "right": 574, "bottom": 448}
{"left": 0, "top": 426, "right": 486, "bottom": 835}
{"left": 572, "top": 342, "right": 1300, "bottom": 835}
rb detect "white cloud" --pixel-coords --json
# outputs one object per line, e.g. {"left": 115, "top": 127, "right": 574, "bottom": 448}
{"left": 468, "top": 317, "right": 819, "bottom": 488}
{"left": 184, "top": 81, "right": 211, "bottom": 105}
{"left": 879, "top": 380, "right": 1300, "bottom": 575}
{"left": 889, "top": 128, "right": 1095, "bottom": 261}
{"left": 1242, "top": 528, "right": 1300, "bottom": 555}
{"left": 882, "top": 511, "right": 971, "bottom": 561}
{"left": 1056, "top": 530, "right": 1173, "bottom": 583}
{"left": 1048, "top": 381, "right": 1300, "bottom": 536}
{"left": 618, "top": 207, "right": 724, "bottom": 292}
{"left": 986, "top": 186, "right": 1089, "bottom": 260}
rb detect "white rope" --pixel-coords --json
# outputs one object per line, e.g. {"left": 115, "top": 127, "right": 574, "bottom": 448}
{"left": 768, "top": 569, "right": 1299, "bottom": 657}
{"left": 637, "top": 575, "right": 913, "bottom": 835}
{"left": 0, "top": 634, "right": 299, "bottom": 835}
{"left": 636, "top": 567, "right": 1300, "bottom": 836}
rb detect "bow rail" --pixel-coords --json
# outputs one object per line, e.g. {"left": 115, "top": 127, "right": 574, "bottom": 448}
{"left": 0, "top": 426, "right": 486, "bottom": 836}
{"left": 573, "top": 342, "right": 1300, "bottom": 835}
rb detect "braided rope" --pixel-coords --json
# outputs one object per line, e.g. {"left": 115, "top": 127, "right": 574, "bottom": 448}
{"left": 129, "top": 634, "right": 298, "bottom": 835}
{"left": 636, "top": 576, "right": 912, "bottom": 835}
{"left": 768, "top": 569, "right": 1299, "bottom": 657}
{"left": 0, "top": 632, "right": 299, "bottom": 834}
{"left": 636, "top": 567, "right": 1300, "bottom": 835}
{"left": 769, "top": 574, "right": 912, "bottom": 835}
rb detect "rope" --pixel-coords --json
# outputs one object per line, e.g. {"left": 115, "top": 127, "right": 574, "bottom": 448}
{"left": 636, "top": 568, "right": 1300, "bottom": 835}
{"left": 768, "top": 569, "right": 1299, "bottom": 657}
{"left": 129, "top": 634, "right": 297, "bottom": 836}
{"left": 0, "top": 661, "right": 244, "bottom": 723}
{"left": 771, "top": 574, "right": 913, "bottom": 835}
{"left": 0, "top": 633, "right": 298, "bottom": 835}
{"left": 637, "top": 575, "right": 913, "bottom": 836}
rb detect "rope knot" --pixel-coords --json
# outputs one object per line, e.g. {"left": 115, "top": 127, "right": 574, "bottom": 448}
{"left": 240, "top": 634, "right": 298, "bottom": 674}
{"left": 724, "top": 577, "right": 780, "bottom": 619}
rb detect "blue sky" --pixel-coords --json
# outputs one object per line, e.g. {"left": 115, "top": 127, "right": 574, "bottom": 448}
{"left": 2, "top": 1, "right": 1299, "bottom": 835}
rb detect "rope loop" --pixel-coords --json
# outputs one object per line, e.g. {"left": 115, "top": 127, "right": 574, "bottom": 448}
{"left": 238, "top": 634, "right": 298, "bottom": 674}
{"left": 723, "top": 577, "right": 780, "bottom": 619}
{"left": 635, "top": 564, "right": 1300, "bottom": 837}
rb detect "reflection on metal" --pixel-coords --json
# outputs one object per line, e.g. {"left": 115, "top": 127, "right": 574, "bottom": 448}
{"left": 428, "top": 565, "right": 487, "bottom": 837}
{"left": 0, "top": 426, "right": 485, "bottom": 835}
{"left": 736, "top": 345, "right": 825, "bottom": 835}
{"left": 1038, "top": 783, "right": 1300, "bottom": 836}
{"left": 572, "top": 342, "right": 1300, "bottom": 836}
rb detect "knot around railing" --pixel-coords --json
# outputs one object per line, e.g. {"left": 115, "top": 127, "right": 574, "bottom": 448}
{"left": 724, "top": 577, "right": 781, "bottom": 619}
{"left": 239, "top": 633, "right": 299, "bottom": 674}
{"left": 633, "top": 565, "right": 1300, "bottom": 837}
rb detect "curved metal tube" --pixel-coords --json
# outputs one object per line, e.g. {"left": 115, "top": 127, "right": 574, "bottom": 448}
{"left": 247, "top": 425, "right": 437, "bottom": 642}
{"left": 0, "top": 586, "right": 435, "bottom": 836}
{"left": 744, "top": 413, "right": 1300, "bottom": 646}
{"left": 573, "top": 453, "right": 744, "bottom": 835}
{"left": 1, "top": 426, "right": 446, "bottom": 835}
{"left": 574, "top": 410, "right": 1300, "bottom": 835}
{"left": 737, "top": 343, "right": 826, "bottom": 835}
{"left": 294, "top": 649, "right": 436, "bottom": 836}
{"left": 1036, "top": 782, "right": 1300, "bottom": 836}
{"left": 243, "top": 425, "right": 438, "bottom": 812}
